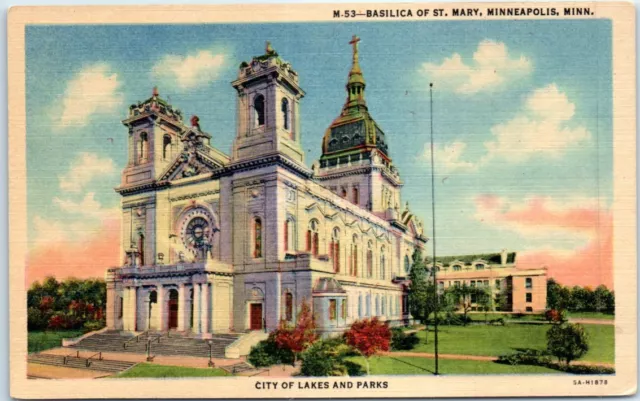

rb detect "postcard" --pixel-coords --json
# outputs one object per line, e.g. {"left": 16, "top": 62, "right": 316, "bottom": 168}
{"left": 8, "top": 2, "right": 636, "bottom": 398}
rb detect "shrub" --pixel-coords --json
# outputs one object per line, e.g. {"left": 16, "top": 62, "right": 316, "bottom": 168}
{"left": 27, "top": 307, "right": 51, "bottom": 331}
{"left": 547, "top": 323, "right": 589, "bottom": 365}
{"left": 545, "top": 309, "right": 567, "bottom": 323}
{"left": 553, "top": 363, "right": 615, "bottom": 375}
{"left": 497, "top": 349, "right": 553, "bottom": 366}
{"left": 489, "top": 317, "right": 505, "bottom": 326}
{"left": 82, "top": 320, "right": 104, "bottom": 333}
{"left": 391, "top": 328, "right": 419, "bottom": 350}
{"left": 247, "top": 337, "right": 294, "bottom": 368}
{"left": 300, "top": 338, "right": 356, "bottom": 377}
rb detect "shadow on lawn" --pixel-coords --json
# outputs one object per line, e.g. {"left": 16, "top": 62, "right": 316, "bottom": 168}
{"left": 385, "top": 356, "right": 435, "bottom": 374}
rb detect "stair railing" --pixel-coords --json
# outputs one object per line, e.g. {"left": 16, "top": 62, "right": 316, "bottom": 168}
{"left": 123, "top": 332, "right": 145, "bottom": 349}
{"left": 85, "top": 351, "right": 103, "bottom": 368}
{"left": 63, "top": 350, "right": 80, "bottom": 365}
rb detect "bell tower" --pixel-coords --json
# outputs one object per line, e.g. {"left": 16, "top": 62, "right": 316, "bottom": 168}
{"left": 231, "top": 42, "right": 305, "bottom": 165}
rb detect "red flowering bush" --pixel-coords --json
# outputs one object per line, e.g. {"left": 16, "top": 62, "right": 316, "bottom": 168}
{"left": 344, "top": 317, "right": 391, "bottom": 374}
{"left": 272, "top": 299, "right": 318, "bottom": 363}
{"left": 545, "top": 309, "right": 567, "bottom": 323}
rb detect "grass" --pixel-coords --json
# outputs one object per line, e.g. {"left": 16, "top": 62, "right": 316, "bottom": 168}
{"left": 567, "top": 312, "right": 615, "bottom": 320}
{"left": 114, "top": 363, "right": 230, "bottom": 378}
{"left": 406, "top": 324, "right": 614, "bottom": 363}
{"left": 346, "top": 355, "right": 560, "bottom": 375}
{"left": 28, "top": 330, "right": 84, "bottom": 353}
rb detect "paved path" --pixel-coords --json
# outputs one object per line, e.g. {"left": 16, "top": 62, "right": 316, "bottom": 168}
{"left": 568, "top": 318, "right": 615, "bottom": 325}
{"left": 383, "top": 351, "right": 614, "bottom": 368}
{"left": 41, "top": 347, "right": 242, "bottom": 369}
{"left": 27, "top": 363, "right": 113, "bottom": 379}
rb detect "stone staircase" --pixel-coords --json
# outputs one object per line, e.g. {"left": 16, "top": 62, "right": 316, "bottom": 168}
{"left": 69, "top": 331, "right": 241, "bottom": 359}
{"left": 221, "top": 361, "right": 265, "bottom": 376}
{"left": 28, "top": 353, "right": 136, "bottom": 374}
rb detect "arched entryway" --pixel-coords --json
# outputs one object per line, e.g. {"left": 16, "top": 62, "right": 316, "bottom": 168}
{"left": 168, "top": 289, "right": 179, "bottom": 329}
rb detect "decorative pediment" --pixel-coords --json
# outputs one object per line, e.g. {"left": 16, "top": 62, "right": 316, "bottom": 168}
{"left": 159, "top": 149, "right": 223, "bottom": 182}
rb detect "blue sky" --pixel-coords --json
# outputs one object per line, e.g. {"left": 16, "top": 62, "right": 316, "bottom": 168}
{"left": 25, "top": 20, "right": 612, "bottom": 273}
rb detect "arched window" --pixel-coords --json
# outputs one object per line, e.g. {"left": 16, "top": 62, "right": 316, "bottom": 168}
{"left": 253, "top": 217, "right": 262, "bottom": 258}
{"left": 162, "top": 135, "right": 171, "bottom": 160}
{"left": 375, "top": 295, "right": 380, "bottom": 316}
{"left": 254, "top": 95, "right": 265, "bottom": 127}
{"left": 284, "top": 217, "right": 295, "bottom": 252}
{"left": 307, "top": 220, "right": 319, "bottom": 256}
{"left": 380, "top": 247, "right": 386, "bottom": 280}
{"left": 452, "top": 265, "right": 462, "bottom": 272}
{"left": 366, "top": 241, "right": 373, "bottom": 278}
{"left": 331, "top": 227, "right": 340, "bottom": 273}
{"left": 138, "top": 132, "right": 148, "bottom": 163}
{"left": 281, "top": 98, "right": 290, "bottom": 130}
{"left": 350, "top": 234, "right": 358, "bottom": 276}
{"left": 285, "top": 292, "right": 293, "bottom": 321}
{"left": 475, "top": 263, "right": 485, "bottom": 271}
{"left": 366, "top": 294, "right": 371, "bottom": 317}
{"left": 341, "top": 187, "right": 347, "bottom": 198}
{"left": 352, "top": 187, "right": 359, "bottom": 205}
{"left": 358, "top": 294, "right": 363, "bottom": 318}
{"left": 404, "top": 255, "right": 410, "bottom": 274}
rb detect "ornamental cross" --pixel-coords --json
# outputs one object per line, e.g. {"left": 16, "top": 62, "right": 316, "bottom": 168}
{"left": 349, "top": 35, "right": 360, "bottom": 61}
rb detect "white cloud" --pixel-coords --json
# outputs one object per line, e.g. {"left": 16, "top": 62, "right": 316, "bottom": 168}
{"left": 424, "top": 85, "right": 590, "bottom": 172}
{"left": 485, "top": 84, "right": 590, "bottom": 162}
{"left": 421, "top": 40, "right": 531, "bottom": 95}
{"left": 152, "top": 50, "right": 225, "bottom": 90}
{"left": 53, "top": 192, "right": 119, "bottom": 221}
{"left": 56, "top": 64, "right": 123, "bottom": 128}
{"left": 421, "top": 141, "right": 479, "bottom": 173}
{"left": 58, "top": 152, "right": 116, "bottom": 193}
{"left": 32, "top": 193, "right": 119, "bottom": 248}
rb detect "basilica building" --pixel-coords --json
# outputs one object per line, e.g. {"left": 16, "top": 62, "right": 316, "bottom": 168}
{"left": 105, "top": 37, "right": 429, "bottom": 338}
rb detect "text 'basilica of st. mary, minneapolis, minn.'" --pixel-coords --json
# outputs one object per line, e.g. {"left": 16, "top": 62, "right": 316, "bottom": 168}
{"left": 106, "top": 37, "right": 547, "bottom": 338}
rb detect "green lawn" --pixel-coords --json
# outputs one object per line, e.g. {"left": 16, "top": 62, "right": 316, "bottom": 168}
{"left": 347, "top": 356, "right": 560, "bottom": 375}
{"left": 406, "top": 324, "right": 614, "bottom": 363}
{"left": 114, "top": 363, "right": 230, "bottom": 378}
{"left": 28, "top": 330, "right": 84, "bottom": 353}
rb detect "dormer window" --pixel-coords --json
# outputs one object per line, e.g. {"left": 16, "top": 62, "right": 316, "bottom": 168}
{"left": 475, "top": 263, "right": 485, "bottom": 270}
{"left": 254, "top": 94, "right": 265, "bottom": 127}
{"left": 452, "top": 265, "right": 462, "bottom": 272}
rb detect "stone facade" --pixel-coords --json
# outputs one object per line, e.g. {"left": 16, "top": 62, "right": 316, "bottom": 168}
{"left": 105, "top": 39, "right": 429, "bottom": 337}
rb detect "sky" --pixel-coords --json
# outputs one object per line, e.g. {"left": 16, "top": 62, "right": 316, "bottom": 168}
{"left": 25, "top": 20, "right": 613, "bottom": 288}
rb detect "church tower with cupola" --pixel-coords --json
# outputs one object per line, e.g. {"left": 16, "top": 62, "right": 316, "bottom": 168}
{"left": 315, "top": 36, "right": 403, "bottom": 222}
{"left": 231, "top": 42, "right": 305, "bottom": 165}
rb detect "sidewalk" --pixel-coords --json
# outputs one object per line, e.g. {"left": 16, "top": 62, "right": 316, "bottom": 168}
{"left": 383, "top": 351, "right": 614, "bottom": 368}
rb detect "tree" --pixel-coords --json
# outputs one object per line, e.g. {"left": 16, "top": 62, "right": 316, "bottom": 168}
{"left": 272, "top": 298, "right": 317, "bottom": 364}
{"left": 300, "top": 338, "right": 356, "bottom": 376}
{"left": 546, "top": 323, "right": 589, "bottom": 365}
{"left": 408, "top": 248, "right": 429, "bottom": 324}
{"left": 593, "top": 285, "right": 613, "bottom": 313}
{"left": 476, "top": 288, "right": 493, "bottom": 324}
{"left": 344, "top": 317, "right": 392, "bottom": 375}
{"left": 449, "top": 284, "right": 486, "bottom": 326}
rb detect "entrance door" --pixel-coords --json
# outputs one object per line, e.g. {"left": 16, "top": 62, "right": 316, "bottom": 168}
{"left": 168, "top": 289, "right": 179, "bottom": 329}
{"left": 249, "top": 303, "right": 263, "bottom": 330}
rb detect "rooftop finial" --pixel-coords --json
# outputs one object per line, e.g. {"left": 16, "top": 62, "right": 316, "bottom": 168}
{"left": 152, "top": 86, "right": 159, "bottom": 97}
{"left": 265, "top": 41, "right": 275, "bottom": 55}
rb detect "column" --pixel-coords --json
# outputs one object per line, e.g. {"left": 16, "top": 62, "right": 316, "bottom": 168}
{"left": 122, "top": 287, "right": 130, "bottom": 331}
{"left": 157, "top": 285, "right": 165, "bottom": 331}
{"left": 131, "top": 287, "right": 138, "bottom": 331}
{"left": 177, "top": 284, "right": 186, "bottom": 332}
{"left": 193, "top": 283, "right": 202, "bottom": 334}
{"left": 200, "top": 283, "right": 209, "bottom": 335}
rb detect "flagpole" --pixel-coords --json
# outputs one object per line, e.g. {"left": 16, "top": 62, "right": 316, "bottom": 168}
{"left": 429, "top": 82, "right": 439, "bottom": 376}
